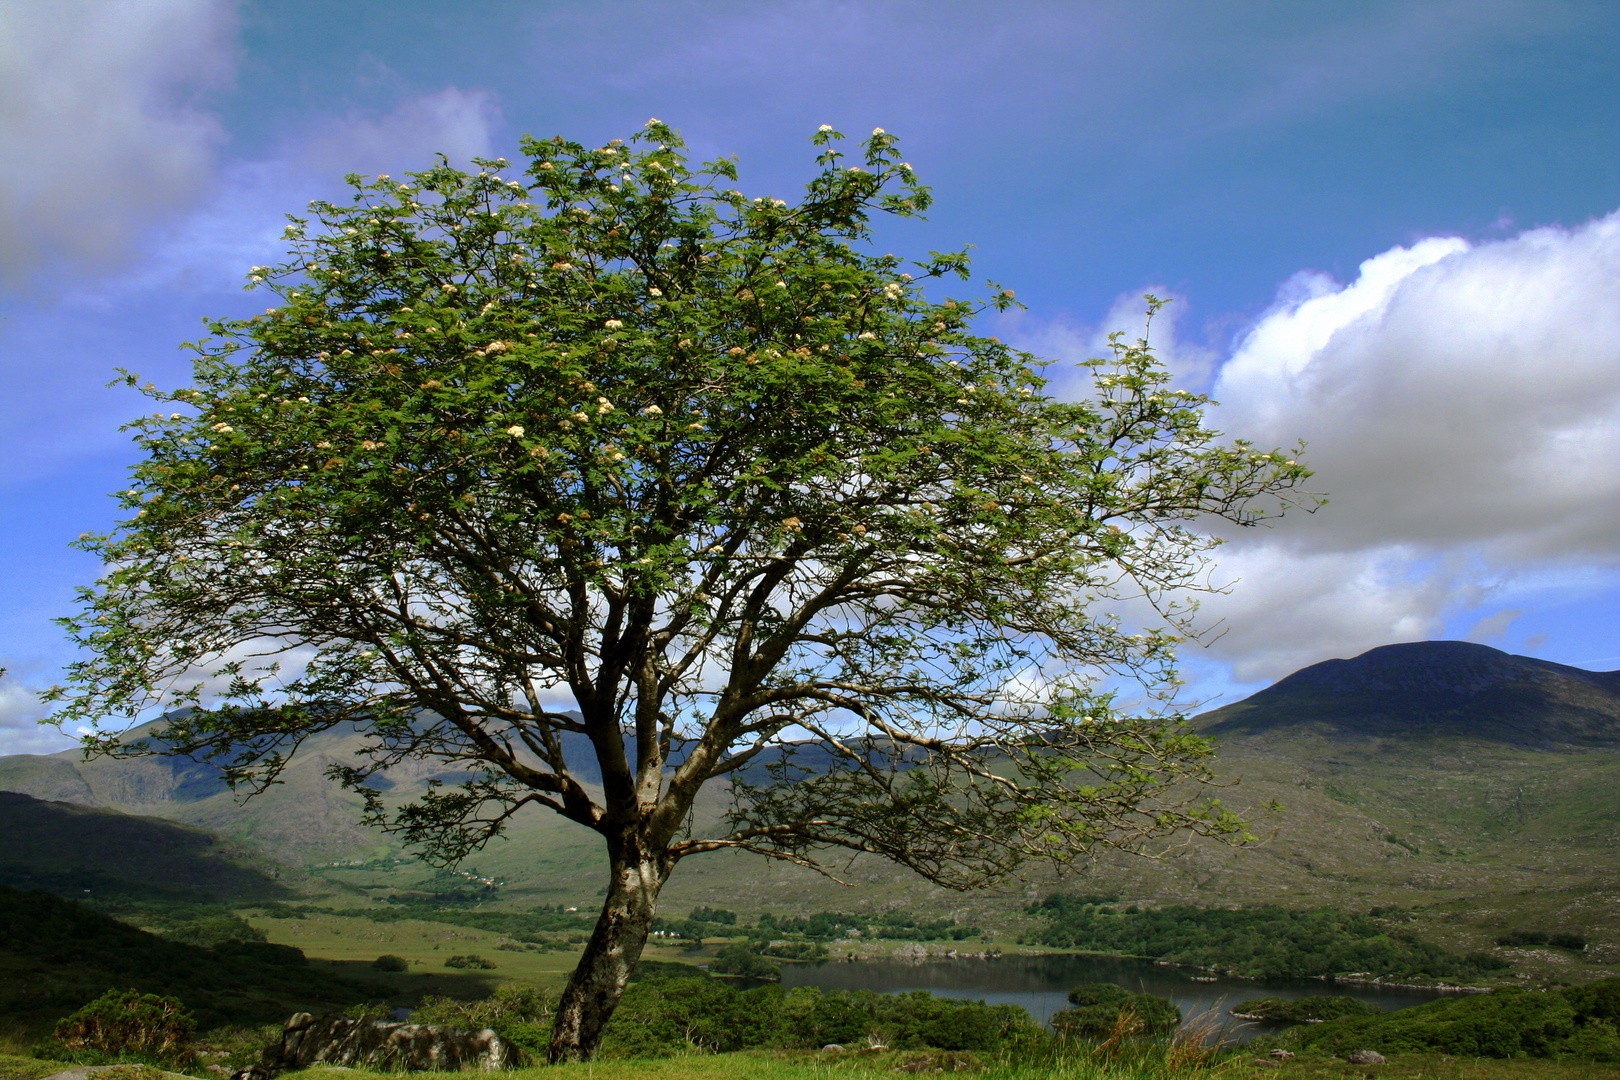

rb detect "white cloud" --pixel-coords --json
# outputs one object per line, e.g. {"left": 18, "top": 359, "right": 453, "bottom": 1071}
{"left": 0, "top": 0, "right": 237, "bottom": 280}
{"left": 1214, "top": 213, "right": 1620, "bottom": 559}
{"left": 1000, "top": 287, "right": 1220, "bottom": 399}
{"left": 1190, "top": 210, "right": 1620, "bottom": 681}
{"left": 0, "top": 665, "right": 76, "bottom": 755}
{"left": 294, "top": 87, "right": 501, "bottom": 180}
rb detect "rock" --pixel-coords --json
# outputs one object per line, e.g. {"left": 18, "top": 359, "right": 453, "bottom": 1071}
{"left": 232, "top": 1012, "right": 524, "bottom": 1078}
{"left": 1347, "top": 1049, "right": 1387, "bottom": 1065}
{"left": 43, "top": 1069, "right": 194, "bottom": 1080}
{"left": 821, "top": 1044, "right": 847, "bottom": 1052}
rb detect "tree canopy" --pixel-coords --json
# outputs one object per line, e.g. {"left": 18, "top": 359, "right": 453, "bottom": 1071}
{"left": 49, "top": 121, "right": 1314, "bottom": 1059}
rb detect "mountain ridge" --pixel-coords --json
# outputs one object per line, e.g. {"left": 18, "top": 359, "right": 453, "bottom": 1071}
{"left": 1196, "top": 640, "right": 1620, "bottom": 746}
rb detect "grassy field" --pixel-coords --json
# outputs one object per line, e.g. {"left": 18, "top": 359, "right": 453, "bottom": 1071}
{"left": 5, "top": 1049, "right": 1620, "bottom": 1080}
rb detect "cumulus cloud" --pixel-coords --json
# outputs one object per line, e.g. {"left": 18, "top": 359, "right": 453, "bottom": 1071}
{"left": 1001, "top": 287, "right": 1220, "bottom": 399}
{"left": 1214, "top": 215, "right": 1620, "bottom": 559}
{"left": 0, "top": 665, "right": 76, "bottom": 755}
{"left": 1188, "top": 210, "right": 1620, "bottom": 680}
{"left": 0, "top": 0, "right": 237, "bottom": 279}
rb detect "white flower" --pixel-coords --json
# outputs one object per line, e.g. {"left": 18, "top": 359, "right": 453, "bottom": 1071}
{"left": 646, "top": 117, "right": 660, "bottom": 126}
{"left": 818, "top": 124, "right": 833, "bottom": 132}
{"left": 642, "top": 404, "right": 663, "bottom": 415}
{"left": 596, "top": 398, "right": 614, "bottom": 414}
{"left": 572, "top": 411, "right": 590, "bottom": 423}
{"left": 506, "top": 425, "right": 525, "bottom": 437}
{"left": 847, "top": 166, "right": 863, "bottom": 174}
{"left": 872, "top": 127, "right": 886, "bottom": 135}
{"left": 771, "top": 199, "right": 787, "bottom": 207}
{"left": 883, "top": 283, "right": 904, "bottom": 299}
{"left": 687, "top": 422, "right": 706, "bottom": 431}
{"left": 857, "top": 331, "right": 877, "bottom": 340}
{"left": 604, "top": 319, "right": 623, "bottom": 329}
{"left": 776, "top": 281, "right": 788, "bottom": 289}
{"left": 608, "top": 185, "right": 620, "bottom": 192}
{"left": 211, "top": 423, "right": 233, "bottom": 433}
{"left": 316, "top": 441, "right": 332, "bottom": 449}
{"left": 648, "top": 287, "right": 662, "bottom": 297}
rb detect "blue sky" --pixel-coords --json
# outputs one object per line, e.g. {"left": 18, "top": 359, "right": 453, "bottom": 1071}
{"left": 3, "top": 0, "right": 1618, "bottom": 751}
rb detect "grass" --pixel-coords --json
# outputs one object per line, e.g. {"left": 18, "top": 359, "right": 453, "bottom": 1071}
{"left": 7, "top": 1049, "right": 1620, "bottom": 1080}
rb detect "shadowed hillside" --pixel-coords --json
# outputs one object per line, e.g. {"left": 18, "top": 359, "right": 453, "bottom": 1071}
{"left": 1199, "top": 640, "right": 1620, "bottom": 746}
{"left": 0, "top": 791, "right": 299, "bottom": 902}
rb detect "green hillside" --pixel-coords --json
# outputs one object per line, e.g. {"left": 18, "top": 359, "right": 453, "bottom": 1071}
{"left": 0, "top": 791, "right": 298, "bottom": 903}
{"left": 1, "top": 641, "right": 1617, "bottom": 987}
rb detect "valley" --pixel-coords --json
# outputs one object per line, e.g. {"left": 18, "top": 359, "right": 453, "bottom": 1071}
{"left": 2, "top": 640, "right": 1617, "bottom": 993}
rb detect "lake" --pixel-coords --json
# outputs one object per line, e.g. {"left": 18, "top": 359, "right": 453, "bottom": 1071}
{"left": 778, "top": 954, "right": 1460, "bottom": 1041}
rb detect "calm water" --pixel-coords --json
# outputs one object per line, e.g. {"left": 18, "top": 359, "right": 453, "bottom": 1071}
{"left": 779, "top": 954, "right": 1459, "bottom": 1042}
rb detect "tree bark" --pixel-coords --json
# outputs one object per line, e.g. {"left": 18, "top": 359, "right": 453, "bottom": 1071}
{"left": 547, "top": 842, "right": 668, "bottom": 1062}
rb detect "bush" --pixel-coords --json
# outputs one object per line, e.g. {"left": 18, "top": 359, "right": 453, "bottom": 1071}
{"left": 1050, "top": 983, "right": 1180, "bottom": 1042}
{"left": 1497, "top": 930, "right": 1550, "bottom": 948}
{"left": 157, "top": 915, "right": 268, "bottom": 948}
{"left": 372, "top": 954, "right": 410, "bottom": 972}
{"left": 49, "top": 989, "right": 197, "bottom": 1066}
{"left": 1553, "top": 933, "right": 1589, "bottom": 950}
{"left": 413, "top": 984, "right": 553, "bottom": 1057}
{"left": 1024, "top": 897, "right": 1513, "bottom": 982}
{"left": 213, "top": 940, "right": 307, "bottom": 967}
{"left": 443, "top": 954, "right": 496, "bottom": 969}
{"left": 1267, "top": 979, "right": 1620, "bottom": 1061}
{"left": 759, "top": 940, "right": 828, "bottom": 961}
{"left": 630, "top": 960, "right": 710, "bottom": 981}
{"left": 597, "top": 980, "right": 1041, "bottom": 1058}
{"left": 1233, "top": 995, "right": 1378, "bottom": 1023}
{"left": 689, "top": 906, "right": 738, "bottom": 925}
{"left": 709, "top": 943, "right": 779, "bottom": 978}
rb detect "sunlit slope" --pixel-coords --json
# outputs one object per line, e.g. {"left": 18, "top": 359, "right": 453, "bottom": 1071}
{"left": 0, "top": 640, "right": 1615, "bottom": 978}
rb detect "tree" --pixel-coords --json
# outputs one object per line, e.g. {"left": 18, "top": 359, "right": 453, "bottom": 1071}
{"left": 49, "top": 121, "right": 1315, "bottom": 1060}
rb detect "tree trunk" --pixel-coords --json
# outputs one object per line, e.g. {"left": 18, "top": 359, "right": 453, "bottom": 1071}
{"left": 547, "top": 846, "right": 667, "bottom": 1062}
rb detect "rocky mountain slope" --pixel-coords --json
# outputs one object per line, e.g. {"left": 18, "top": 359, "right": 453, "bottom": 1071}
{"left": 2, "top": 641, "right": 1617, "bottom": 979}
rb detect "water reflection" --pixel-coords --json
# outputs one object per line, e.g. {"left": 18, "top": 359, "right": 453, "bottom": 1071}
{"left": 779, "top": 954, "right": 1456, "bottom": 1042}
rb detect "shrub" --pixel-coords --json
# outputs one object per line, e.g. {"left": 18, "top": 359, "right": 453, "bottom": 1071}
{"left": 759, "top": 940, "right": 828, "bottom": 961}
{"left": 50, "top": 989, "right": 197, "bottom": 1066}
{"left": 630, "top": 960, "right": 710, "bottom": 981}
{"left": 414, "top": 984, "right": 553, "bottom": 1057}
{"left": 1552, "top": 933, "right": 1589, "bottom": 951}
{"left": 372, "top": 954, "right": 410, "bottom": 972}
{"left": 602, "top": 978, "right": 781, "bottom": 1058}
{"left": 709, "top": 943, "right": 779, "bottom": 978}
{"left": 597, "top": 981, "right": 1040, "bottom": 1058}
{"left": 1496, "top": 930, "right": 1550, "bottom": 948}
{"left": 1051, "top": 983, "right": 1180, "bottom": 1041}
{"left": 689, "top": 906, "right": 738, "bottom": 925}
{"left": 213, "top": 940, "right": 307, "bottom": 966}
{"left": 1267, "top": 980, "right": 1620, "bottom": 1061}
{"left": 158, "top": 915, "right": 267, "bottom": 948}
{"left": 443, "top": 954, "right": 496, "bottom": 969}
{"left": 1233, "top": 995, "right": 1378, "bottom": 1023}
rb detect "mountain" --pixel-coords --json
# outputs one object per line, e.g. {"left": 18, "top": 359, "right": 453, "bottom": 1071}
{"left": 1198, "top": 640, "right": 1620, "bottom": 746}
{"left": 2, "top": 640, "right": 1618, "bottom": 985}
{"left": 0, "top": 790, "right": 298, "bottom": 902}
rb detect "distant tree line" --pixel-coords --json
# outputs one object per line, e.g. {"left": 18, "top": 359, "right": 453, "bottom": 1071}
{"left": 1022, "top": 895, "right": 1511, "bottom": 981}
